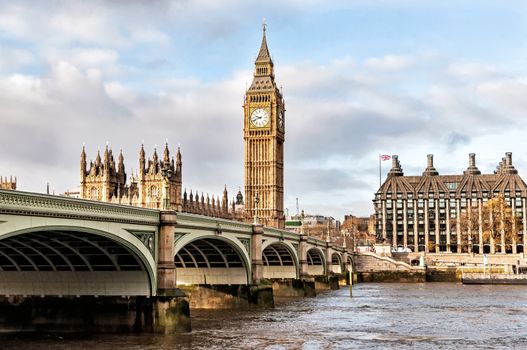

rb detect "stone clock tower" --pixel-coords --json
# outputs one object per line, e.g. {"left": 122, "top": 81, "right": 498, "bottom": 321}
{"left": 243, "top": 25, "right": 285, "bottom": 229}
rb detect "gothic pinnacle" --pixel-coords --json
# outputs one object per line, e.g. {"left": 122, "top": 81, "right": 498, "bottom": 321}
{"left": 176, "top": 147, "right": 182, "bottom": 163}
{"left": 256, "top": 20, "right": 272, "bottom": 64}
{"left": 163, "top": 142, "right": 170, "bottom": 163}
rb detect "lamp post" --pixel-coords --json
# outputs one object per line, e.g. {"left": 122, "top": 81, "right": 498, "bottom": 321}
{"left": 351, "top": 226, "right": 356, "bottom": 252}
{"left": 253, "top": 191, "right": 260, "bottom": 224}
{"left": 300, "top": 209, "right": 305, "bottom": 235}
{"left": 161, "top": 164, "right": 173, "bottom": 210}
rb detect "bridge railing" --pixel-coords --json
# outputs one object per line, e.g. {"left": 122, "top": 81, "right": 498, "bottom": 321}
{"left": 0, "top": 189, "right": 160, "bottom": 225}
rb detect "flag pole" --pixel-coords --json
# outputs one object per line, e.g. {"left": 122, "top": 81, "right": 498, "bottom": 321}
{"left": 379, "top": 154, "right": 381, "bottom": 188}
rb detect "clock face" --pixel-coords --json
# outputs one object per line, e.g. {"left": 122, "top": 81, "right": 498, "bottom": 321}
{"left": 250, "top": 108, "right": 270, "bottom": 127}
{"left": 278, "top": 111, "right": 284, "bottom": 130}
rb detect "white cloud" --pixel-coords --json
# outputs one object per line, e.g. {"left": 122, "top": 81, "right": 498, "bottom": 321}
{"left": 364, "top": 54, "right": 415, "bottom": 70}
{"left": 0, "top": 47, "right": 35, "bottom": 71}
{"left": 0, "top": 4, "right": 30, "bottom": 37}
{"left": 446, "top": 61, "right": 497, "bottom": 80}
{"left": 1, "top": 1, "right": 527, "bottom": 220}
{"left": 2, "top": 48, "right": 527, "bottom": 219}
{"left": 68, "top": 48, "right": 119, "bottom": 67}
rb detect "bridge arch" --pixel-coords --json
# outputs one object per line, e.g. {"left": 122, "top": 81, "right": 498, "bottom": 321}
{"left": 347, "top": 255, "right": 355, "bottom": 272}
{"left": 174, "top": 235, "right": 251, "bottom": 285}
{"left": 261, "top": 240, "right": 299, "bottom": 279}
{"left": 0, "top": 225, "right": 157, "bottom": 296}
{"left": 330, "top": 252, "right": 343, "bottom": 274}
{"left": 306, "top": 247, "right": 326, "bottom": 276}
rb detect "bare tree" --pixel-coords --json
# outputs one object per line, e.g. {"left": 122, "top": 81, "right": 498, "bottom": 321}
{"left": 454, "top": 195, "right": 522, "bottom": 253}
{"left": 454, "top": 206, "right": 480, "bottom": 253}
{"left": 481, "top": 195, "right": 521, "bottom": 253}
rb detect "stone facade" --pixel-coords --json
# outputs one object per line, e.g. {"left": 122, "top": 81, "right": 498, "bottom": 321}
{"left": 80, "top": 144, "right": 245, "bottom": 220}
{"left": 243, "top": 25, "right": 285, "bottom": 229}
{"left": 0, "top": 176, "right": 16, "bottom": 190}
{"left": 374, "top": 152, "right": 527, "bottom": 254}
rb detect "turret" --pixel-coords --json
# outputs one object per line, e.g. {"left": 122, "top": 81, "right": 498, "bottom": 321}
{"left": 152, "top": 148, "right": 159, "bottom": 173}
{"left": 176, "top": 147, "right": 182, "bottom": 181}
{"left": 118, "top": 149, "right": 125, "bottom": 173}
{"left": 80, "top": 145, "right": 87, "bottom": 182}
{"left": 222, "top": 185, "right": 228, "bottom": 212}
{"left": 95, "top": 149, "right": 101, "bottom": 167}
{"left": 139, "top": 144, "right": 146, "bottom": 178}
{"left": 103, "top": 145, "right": 110, "bottom": 176}
{"left": 163, "top": 142, "right": 170, "bottom": 165}
{"left": 118, "top": 148, "right": 126, "bottom": 190}
{"left": 236, "top": 188, "right": 244, "bottom": 205}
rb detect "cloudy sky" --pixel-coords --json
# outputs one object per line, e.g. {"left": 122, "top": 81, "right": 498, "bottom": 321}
{"left": 1, "top": 1, "right": 526, "bottom": 219}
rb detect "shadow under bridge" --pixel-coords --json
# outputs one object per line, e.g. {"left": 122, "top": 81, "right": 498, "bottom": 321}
{"left": 0, "top": 229, "right": 155, "bottom": 296}
{"left": 306, "top": 247, "right": 326, "bottom": 276}
{"left": 174, "top": 237, "right": 250, "bottom": 285}
{"left": 262, "top": 242, "right": 299, "bottom": 279}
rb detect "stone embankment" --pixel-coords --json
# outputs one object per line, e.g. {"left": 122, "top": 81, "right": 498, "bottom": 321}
{"left": 355, "top": 245, "right": 527, "bottom": 282}
{"left": 353, "top": 251, "right": 425, "bottom": 282}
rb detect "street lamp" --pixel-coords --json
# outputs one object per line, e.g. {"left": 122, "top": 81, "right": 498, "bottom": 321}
{"left": 300, "top": 209, "right": 305, "bottom": 235}
{"left": 161, "top": 164, "right": 173, "bottom": 210}
{"left": 253, "top": 191, "right": 260, "bottom": 224}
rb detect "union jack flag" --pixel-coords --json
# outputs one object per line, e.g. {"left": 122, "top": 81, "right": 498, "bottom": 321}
{"left": 380, "top": 154, "right": 391, "bottom": 161}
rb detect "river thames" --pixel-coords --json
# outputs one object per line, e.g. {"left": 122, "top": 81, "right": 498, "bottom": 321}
{"left": 1, "top": 283, "right": 526, "bottom": 349}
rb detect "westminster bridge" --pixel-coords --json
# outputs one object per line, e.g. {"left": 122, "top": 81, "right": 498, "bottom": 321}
{"left": 0, "top": 189, "right": 356, "bottom": 333}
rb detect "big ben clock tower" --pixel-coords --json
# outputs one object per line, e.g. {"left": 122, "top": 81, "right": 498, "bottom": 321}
{"left": 244, "top": 24, "right": 285, "bottom": 229}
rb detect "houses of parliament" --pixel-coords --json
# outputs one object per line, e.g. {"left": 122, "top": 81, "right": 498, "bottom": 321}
{"left": 79, "top": 25, "right": 286, "bottom": 229}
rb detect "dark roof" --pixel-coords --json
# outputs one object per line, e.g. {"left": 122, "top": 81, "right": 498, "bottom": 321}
{"left": 376, "top": 153, "right": 527, "bottom": 199}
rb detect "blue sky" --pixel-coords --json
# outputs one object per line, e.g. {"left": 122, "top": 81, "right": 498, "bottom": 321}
{"left": 1, "top": 0, "right": 527, "bottom": 219}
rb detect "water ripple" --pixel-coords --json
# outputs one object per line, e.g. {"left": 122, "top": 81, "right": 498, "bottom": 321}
{"left": 1, "top": 283, "right": 527, "bottom": 349}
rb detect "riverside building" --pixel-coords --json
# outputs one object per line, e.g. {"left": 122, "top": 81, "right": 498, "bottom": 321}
{"left": 374, "top": 153, "right": 527, "bottom": 254}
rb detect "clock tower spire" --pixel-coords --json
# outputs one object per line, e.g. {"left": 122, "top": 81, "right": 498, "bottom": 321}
{"left": 243, "top": 24, "right": 285, "bottom": 229}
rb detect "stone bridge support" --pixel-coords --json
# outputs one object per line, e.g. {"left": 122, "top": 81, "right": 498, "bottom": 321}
{"left": 325, "top": 243, "right": 334, "bottom": 275}
{"left": 298, "top": 234, "right": 309, "bottom": 277}
{"left": 251, "top": 224, "right": 264, "bottom": 283}
{"left": 145, "top": 211, "right": 190, "bottom": 333}
{"left": 342, "top": 251, "right": 349, "bottom": 272}
{"left": 250, "top": 224, "right": 273, "bottom": 306}
{"left": 158, "top": 212, "right": 177, "bottom": 291}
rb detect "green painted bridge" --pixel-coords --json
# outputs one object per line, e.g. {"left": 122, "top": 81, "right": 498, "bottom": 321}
{"left": 0, "top": 189, "right": 354, "bottom": 298}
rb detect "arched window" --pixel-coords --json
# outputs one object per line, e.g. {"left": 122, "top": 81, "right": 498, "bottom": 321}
{"left": 150, "top": 185, "right": 158, "bottom": 198}
{"left": 90, "top": 187, "right": 98, "bottom": 199}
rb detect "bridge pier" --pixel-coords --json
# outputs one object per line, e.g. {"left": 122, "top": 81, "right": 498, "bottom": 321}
{"left": 251, "top": 224, "right": 264, "bottom": 283}
{"left": 0, "top": 295, "right": 187, "bottom": 333}
{"left": 325, "top": 243, "right": 334, "bottom": 274}
{"left": 150, "top": 294, "right": 191, "bottom": 334}
{"left": 298, "top": 234, "right": 309, "bottom": 277}
{"left": 179, "top": 284, "right": 273, "bottom": 309}
{"left": 153, "top": 211, "right": 191, "bottom": 333}
{"left": 271, "top": 279, "right": 316, "bottom": 297}
{"left": 158, "top": 212, "right": 178, "bottom": 291}
{"left": 314, "top": 275, "right": 341, "bottom": 291}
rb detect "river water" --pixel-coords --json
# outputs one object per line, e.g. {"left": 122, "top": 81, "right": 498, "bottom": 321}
{"left": 1, "top": 283, "right": 526, "bottom": 349}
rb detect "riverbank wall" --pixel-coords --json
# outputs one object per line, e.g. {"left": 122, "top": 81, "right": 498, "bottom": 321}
{"left": 354, "top": 250, "right": 522, "bottom": 282}
{"left": 353, "top": 251, "right": 426, "bottom": 282}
